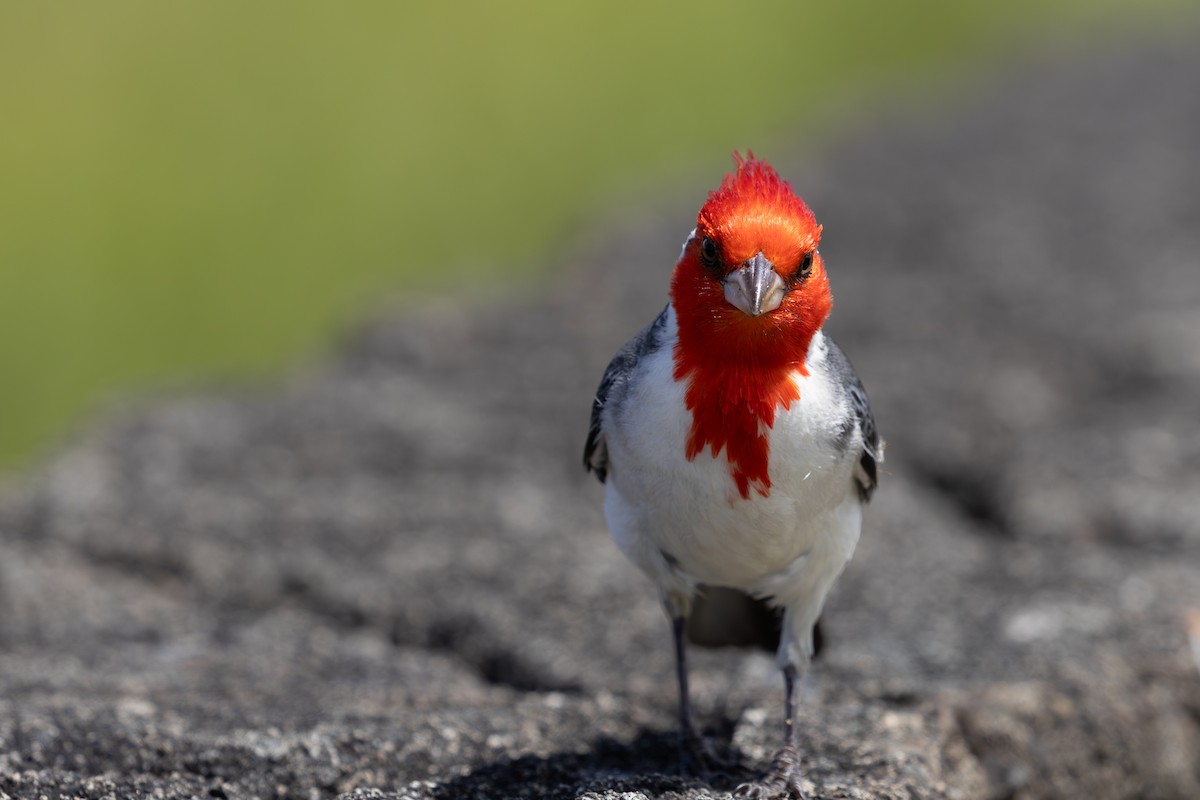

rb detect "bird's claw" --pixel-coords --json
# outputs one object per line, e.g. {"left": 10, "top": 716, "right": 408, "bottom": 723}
{"left": 733, "top": 743, "right": 807, "bottom": 799}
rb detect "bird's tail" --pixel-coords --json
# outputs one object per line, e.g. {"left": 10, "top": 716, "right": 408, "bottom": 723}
{"left": 685, "top": 586, "right": 824, "bottom": 658}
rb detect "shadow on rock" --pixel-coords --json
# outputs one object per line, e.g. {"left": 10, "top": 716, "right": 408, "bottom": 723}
{"left": 430, "top": 729, "right": 747, "bottom": 800}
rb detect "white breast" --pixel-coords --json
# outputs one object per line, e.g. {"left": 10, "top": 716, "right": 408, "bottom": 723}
{"left": 602, "top": 312, "right": 863, "bottom": 608}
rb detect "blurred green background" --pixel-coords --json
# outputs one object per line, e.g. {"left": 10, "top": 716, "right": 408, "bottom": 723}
{"left": 0, "top": 2, "right": 1191, "bottom": 473}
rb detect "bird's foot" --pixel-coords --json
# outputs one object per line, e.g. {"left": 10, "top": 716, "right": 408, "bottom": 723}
{"left": 733, "top": 743, "right": 807, "bottom": 799}
{"left": 680, "top": 729, "right": 737, "bottom": 779}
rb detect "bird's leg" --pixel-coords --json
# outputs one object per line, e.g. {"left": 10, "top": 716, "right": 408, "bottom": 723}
{"left": 734, "top": 664, "right": 807, "bottom": 799}
{"left": 672, "top": 614, "right": 729, "bottom": 776}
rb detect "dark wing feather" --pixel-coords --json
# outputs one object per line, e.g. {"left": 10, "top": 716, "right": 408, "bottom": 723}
{"left": 826, "top": 336, "right": 883, "bottom": 501}
{"left": 584, "top": 305, "right": 670, "bottom": 483}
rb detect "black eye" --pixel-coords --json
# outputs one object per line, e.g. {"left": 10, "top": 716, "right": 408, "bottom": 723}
{"left": 699, "top": 237, "right": 719, "bottom": 268}
{"left": 796, "top": 250, "right": 815, "bottom": 282}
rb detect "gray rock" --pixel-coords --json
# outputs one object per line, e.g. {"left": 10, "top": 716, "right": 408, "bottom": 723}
{"left": 2, "top": 39, "right": 1199, "bottom": 799}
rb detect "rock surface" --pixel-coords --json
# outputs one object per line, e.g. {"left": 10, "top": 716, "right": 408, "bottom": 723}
{"left": 2, "top": 41, "right": 1200, "bottom": 800}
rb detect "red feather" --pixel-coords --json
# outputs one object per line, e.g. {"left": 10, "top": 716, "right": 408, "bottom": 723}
{"left": 670, "top": 154, "right": 832, "bottom": 499}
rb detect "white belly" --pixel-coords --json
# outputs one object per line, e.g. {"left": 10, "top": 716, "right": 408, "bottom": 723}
{"left": 603, "top": 337, "right": 863, "bottom": 602}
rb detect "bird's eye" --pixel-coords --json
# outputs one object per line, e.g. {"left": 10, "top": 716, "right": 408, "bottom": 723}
{"left": 796, "top": 251, "right": 815, "bottom": 283}
{"left": 699, "top": 237, "right": 720, "bottom": 269}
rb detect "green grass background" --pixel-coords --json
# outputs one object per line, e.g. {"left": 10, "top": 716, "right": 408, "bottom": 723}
{"left": 0, "top": 2, "right": 1192, "bottom": 472}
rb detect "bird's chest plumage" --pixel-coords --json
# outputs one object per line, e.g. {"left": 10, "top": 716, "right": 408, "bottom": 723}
{"left": 604, "top": 323, "right": 859, "bottom": 590}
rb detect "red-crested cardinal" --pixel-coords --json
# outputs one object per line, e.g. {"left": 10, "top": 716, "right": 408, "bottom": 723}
{"left": 585, "top": 154, "right": 882, "bottom": 798}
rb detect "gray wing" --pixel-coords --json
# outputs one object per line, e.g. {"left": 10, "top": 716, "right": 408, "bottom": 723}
{"left": 826, "top": 336, "right": 883, "bottom": 501}
{"left": 584, "top": 305, "right": 670, "bottom": 483}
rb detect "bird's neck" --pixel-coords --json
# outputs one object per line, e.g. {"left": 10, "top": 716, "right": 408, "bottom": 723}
{"left": 670, "top": 294, "right": 824, "bottom": 500}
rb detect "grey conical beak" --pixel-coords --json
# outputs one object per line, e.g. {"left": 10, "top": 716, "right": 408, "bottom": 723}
{"left": 722, "top": 252, "right": 786, "bottom": 316}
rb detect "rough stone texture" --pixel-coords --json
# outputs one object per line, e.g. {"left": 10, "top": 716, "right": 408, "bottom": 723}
{"left": 2, "top": 40, "right": 1200, "bottom": 800}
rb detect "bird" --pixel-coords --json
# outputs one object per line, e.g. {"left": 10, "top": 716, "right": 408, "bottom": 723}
{"left": 584, "top": 153, "right": 882, "bottom": 798}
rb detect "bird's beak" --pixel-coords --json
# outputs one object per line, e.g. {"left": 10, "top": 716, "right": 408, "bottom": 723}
{"left": 722, "top": 252, "right": 786, "bottom": 316}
